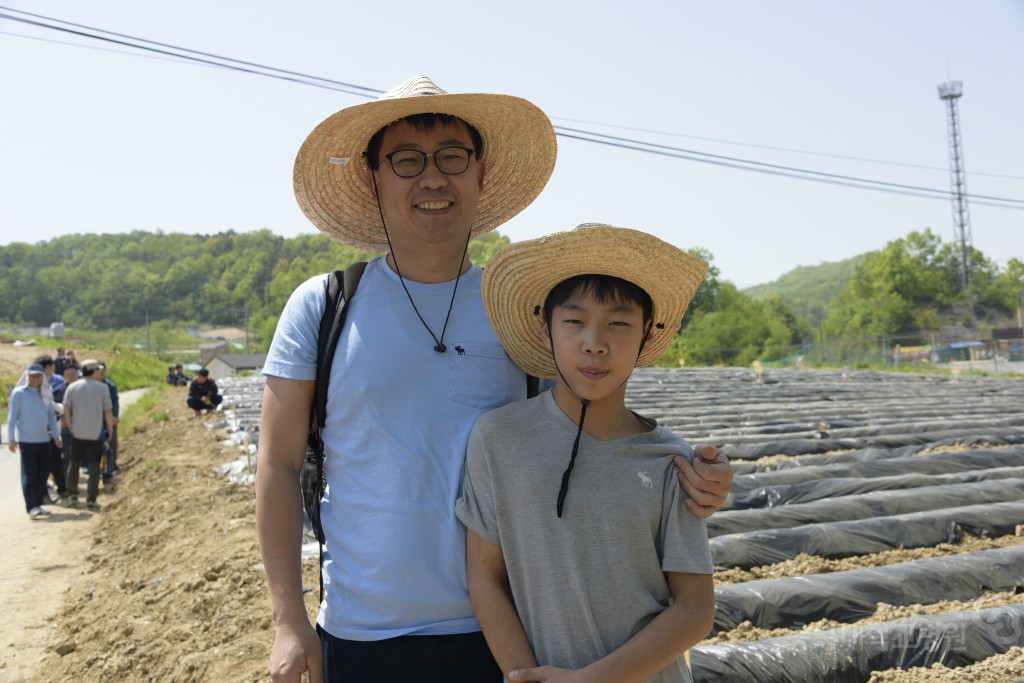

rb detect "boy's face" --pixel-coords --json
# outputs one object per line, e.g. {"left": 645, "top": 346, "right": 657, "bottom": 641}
{"left": 542, "top": 288, "right": 650, "bottom": 404}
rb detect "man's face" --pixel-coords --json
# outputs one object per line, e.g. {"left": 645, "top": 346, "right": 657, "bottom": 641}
{"left": 28, "top": 373, "right": 44, "bottom": 388}
{"left": 197, "top": 374, "right": 207, "bottom": 383}
{"left": 64, "top": 367, "right": 78, "bottom": 383}
{"left": 370, "top": 119, "right": 485, "bottom": 253}
{"left": 97, "top": 366, "right": 106, "bottom": 380}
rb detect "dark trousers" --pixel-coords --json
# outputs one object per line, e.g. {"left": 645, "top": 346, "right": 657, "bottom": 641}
{"left": 102, "top": 425, "right": 119, "bottom": 479}
{"left": 187, "top": 395, "right": 222, "bottom": 411}
{"left": 68, "top": 437, "right": 104, "bottom": 503}
{"left": 19, "top": 442, "right": 50, "bottom": 513}
{"left": 49, "top": 438, "right": 67, "bottom": 495}
{"left": 60, "top": 427, "right": 73, "bottom": 481}
{"left": 320, "top": 629, "right": 501, "bottom": 683}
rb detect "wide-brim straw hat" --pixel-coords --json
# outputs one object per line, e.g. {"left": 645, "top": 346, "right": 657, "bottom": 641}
{"left": 482, "top": 224, "right": 709, "bottom": 379}
{"left": 294, "top": 75, "right": 557, "bottom": 251}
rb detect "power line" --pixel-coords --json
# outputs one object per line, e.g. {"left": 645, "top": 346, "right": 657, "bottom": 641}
{"left": 556, "top": 128, "right": 1024, "bottom": 210}
{"left": 0, "top": 9, "right": 382, "bottom": 98}
{"left": 2, "top": 7, "right": 1022, "bottom": 211}
{"left": 0, "top": 29, "right": 219, "bottom": 65}
{"left": 553, "top": 116, "right": 1024, "bottom": 182}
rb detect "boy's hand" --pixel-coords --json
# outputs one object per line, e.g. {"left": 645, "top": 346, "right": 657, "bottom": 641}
{"left": 508, "top": 665, "right": 576, "bottom": 682}
{"left": 674, "top": 443, "right": 732, "bottom": 519}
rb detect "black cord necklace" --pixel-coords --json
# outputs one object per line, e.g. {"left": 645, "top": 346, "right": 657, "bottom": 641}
{"left": 372, "top": 173, "right": 468, "bottom": 353}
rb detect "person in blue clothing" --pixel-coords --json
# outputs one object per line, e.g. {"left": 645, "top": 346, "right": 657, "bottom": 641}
{"left": 7, "top": 363, "right": 63, "bottom": 518}
{"left": 34, "top": 354, "right": 69, "bottom": 500}
{"left": 256, "top": 76, "right": 734, "bottom": 683}
{"left": 53, "top": 363, "right": 79, "bottom": 484}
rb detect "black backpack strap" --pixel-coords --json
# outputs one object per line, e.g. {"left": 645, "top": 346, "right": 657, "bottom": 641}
{"left": 307, "top": 261, "right": 366, "bottom": 604}
{"left": 311, "top": 261, "right": 368, "bottom": 430}
{"left": 526, "top": 373, "right": 540, "bottom": 398}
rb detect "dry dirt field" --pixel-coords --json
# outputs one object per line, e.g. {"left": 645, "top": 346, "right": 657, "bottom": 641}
{"left": 1, "top": 342, "right": 1022, "bottom": 681}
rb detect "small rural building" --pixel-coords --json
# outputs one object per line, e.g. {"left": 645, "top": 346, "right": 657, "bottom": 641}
{"left": 199, "top": 342, "right": 230, "bottom": 367}
{"left": 204, "top": 353, "right": 268, "bottom": 380}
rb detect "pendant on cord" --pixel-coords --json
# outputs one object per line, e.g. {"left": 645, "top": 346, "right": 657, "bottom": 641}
{"left": 434, "top": 344, "right": 447, "bottom": 353}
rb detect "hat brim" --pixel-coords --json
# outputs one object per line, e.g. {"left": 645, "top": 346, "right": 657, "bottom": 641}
{"left": 294, "top": 91, "right": 557, "bottom": 250}
{"left": 482, "top": 225, "right": 709, "bottom": 379}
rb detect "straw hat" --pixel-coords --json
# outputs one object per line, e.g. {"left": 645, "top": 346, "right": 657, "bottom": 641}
{"left": 293, "top": 75, "right": 557, "bottom": 251}
{"left": 482, "top": 224, "right": 709, "bottom": 379}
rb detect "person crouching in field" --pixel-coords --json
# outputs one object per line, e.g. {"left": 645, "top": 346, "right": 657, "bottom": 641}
{"left": 457, "top": 224, "right": 716, "bottom": 683}
{"left": 187, "top": 368, "right": 223, "bottom": 416}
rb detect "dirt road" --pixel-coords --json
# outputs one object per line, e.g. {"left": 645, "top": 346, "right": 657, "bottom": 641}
{"left": 0, "top": 387, "right": 147, "bottom": 682}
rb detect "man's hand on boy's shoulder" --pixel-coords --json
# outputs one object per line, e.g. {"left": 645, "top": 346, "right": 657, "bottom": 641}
{"left": 673, "top": 444, "right": 733, "bottom": 519}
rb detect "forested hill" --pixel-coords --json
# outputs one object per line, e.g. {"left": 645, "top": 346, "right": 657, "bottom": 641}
{"left": 0, "top": 229, "right": 510, "bottom": 332}
{"left": 743, "top": 254, "right": 867, "bottom": 327}
{"left": 3, "top": 228, "right": 1021, "bottom": 368}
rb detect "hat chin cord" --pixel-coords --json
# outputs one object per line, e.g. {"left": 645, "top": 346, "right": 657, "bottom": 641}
{"left": 550, "top": 322, "right": 652, "bottom": 518}
{"left": 371, "top": 171, "right": 470, "bottom": 354}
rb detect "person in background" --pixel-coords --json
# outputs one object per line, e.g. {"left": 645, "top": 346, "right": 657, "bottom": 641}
{"left": 7, "top": 363, "right": 63, "bottom": 519}
{"left": 175, "top": 363, "right": 192, "bottom": 384}
{"left": 54, "top": 363, "right": 79, "bottom": 486}
{"left": 62, "top": 359, "right": 114, "bottom": 512}
{"left": 97, "top": 362, "right": 120, "bottom": 481}
{"left": 187, "top": 368, "right": 222, "bottom": 416}
{"left": 54, "top": 347, "right": 68, "bottom": 376}
{"left": 28, "top": 355, "right": 68, "bottom": 501}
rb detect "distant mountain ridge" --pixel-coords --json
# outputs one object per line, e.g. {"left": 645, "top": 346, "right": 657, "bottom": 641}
{"left": 742, "top": 254, "right": 867, "bottom": 326}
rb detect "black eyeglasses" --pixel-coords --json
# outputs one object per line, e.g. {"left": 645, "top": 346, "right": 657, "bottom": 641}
{"left": 383, "top": 146, "right": 476, "bottom": 178}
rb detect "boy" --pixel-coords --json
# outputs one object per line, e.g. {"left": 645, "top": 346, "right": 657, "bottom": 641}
{"left": 457, "top": 224, "right": 715, "bottom": 683}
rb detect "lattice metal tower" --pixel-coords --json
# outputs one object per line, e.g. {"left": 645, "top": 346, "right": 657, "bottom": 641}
{"left": 937, "top": 80, "right": 972, "bottom": 288}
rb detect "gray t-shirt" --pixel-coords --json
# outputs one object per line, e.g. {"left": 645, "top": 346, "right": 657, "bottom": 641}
{"left": 456, "top": 391, "right": 713, "bottom": 683}
{"left": 62, "top": 377, "right": 112, "bottom": 440}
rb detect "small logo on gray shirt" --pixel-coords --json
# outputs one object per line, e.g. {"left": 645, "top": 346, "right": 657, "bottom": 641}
{"left": 636, "top": 470, "right": 653, "bottom": 488}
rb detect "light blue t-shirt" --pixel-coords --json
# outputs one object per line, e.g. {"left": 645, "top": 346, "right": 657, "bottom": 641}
{"left": 263, "top": 258, "right": 527, "bottom": 640}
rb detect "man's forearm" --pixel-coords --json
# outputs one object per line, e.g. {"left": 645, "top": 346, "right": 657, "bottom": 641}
{"left": 256, "top": 461, "right": 311, "bottom": 626}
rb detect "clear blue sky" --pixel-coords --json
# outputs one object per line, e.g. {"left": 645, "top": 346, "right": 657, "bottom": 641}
{"left": 1, "top": 1, "right": 1021, "bottom": 289}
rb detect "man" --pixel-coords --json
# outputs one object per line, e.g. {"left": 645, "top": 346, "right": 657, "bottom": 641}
{"left": 31, "top": 354, "right": 68, "bottom": 500}
{"left": 62, "top": 358, "right": 114, "bottom": 512}
{"left": 175, "top": 363, "right": 192, "bottom": 384}
{"left": 54, "top": 347, "right": 68, "bottom": 376}
{"left": 256, "top": 76, "right": 734, "bottom": 683}
{"left": 7, "top": 363, "right": 62, "bottom": 519}
{"left": 187, "top": 368, "right": 222, "bottom": 416}
{"left": 54, "top": 362, "right": 79, "bottom": 485}
{"left": 97, "top": 363, "right": 120, "bottom": 480}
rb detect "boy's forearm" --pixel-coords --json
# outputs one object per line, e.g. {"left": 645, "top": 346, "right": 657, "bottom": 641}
{"left": 466, "top": 531, "right": 538, "bottom": 676}
{"left": 581, "top": 574, "right": 714, "bottom": 683}
{"left": 470, "top": 575, "right": 538, "bottom": 676}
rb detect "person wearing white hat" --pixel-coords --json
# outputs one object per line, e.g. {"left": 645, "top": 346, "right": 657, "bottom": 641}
{"left": 257, "top": 77, "right": 733, "bottom": 683}
{"left": 7, "top": 363, "right": 63, "bottom": 519}
{"left": 458, "top": 224, "right": 714, "bottom": 683}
